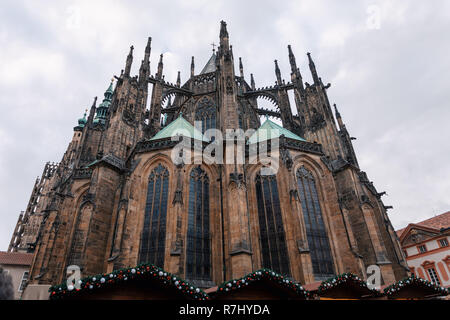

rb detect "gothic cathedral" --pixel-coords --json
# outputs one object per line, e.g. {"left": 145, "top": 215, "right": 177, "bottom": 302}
{"left": 9, "top": 21, "right": 409, "bottom": 289}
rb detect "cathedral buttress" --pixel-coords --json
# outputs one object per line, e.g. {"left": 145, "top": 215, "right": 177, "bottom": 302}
{"left": 71, "top": 43, "right": 151, "bottom": 276}
{"left": 147, "top": 54, "right": 164, "bottom": 136}
{"left": 274, "top": 59, "right": 295, "bottom": 131}
{"left": 216, "top": 21, "right": 253, "bottom": 279}
{"left": 102, "top": 43, "right": 148, "bottom": 160}
{"left": 75, "top": 97, "right": 103, "bottom": 166}
{"left": 334, "top": 104, "right": 359, "bottom": 167}
{"left": 290, "top": 51, "right": 347, "bottom": 161}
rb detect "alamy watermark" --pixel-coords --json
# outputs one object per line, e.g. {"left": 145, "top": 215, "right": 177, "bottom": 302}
{"left": 366, "top": 265, "right": 381, "bottom": 290}
{"left": 66, "top": 265, "right": 81, "bottom": 291}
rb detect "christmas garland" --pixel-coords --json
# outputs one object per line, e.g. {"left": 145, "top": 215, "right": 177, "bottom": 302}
{"left": 216, "top": 268, "right": 310, "bottom": 299}
{"left": 49, "top": 263, "right": 209, "bottom": 300}
{"left": 383, "top": 274, "right": 448, "bottom": 298}
{"left": 318, "top": 273, "right": 381, "bottom": 297}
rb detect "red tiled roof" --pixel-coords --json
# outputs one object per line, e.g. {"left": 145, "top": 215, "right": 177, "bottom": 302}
{"left": 0, "top": 251, "right": 33, "bottom": 266}
{"left": 396, "top": 211, "right": 450, "bottom": 237}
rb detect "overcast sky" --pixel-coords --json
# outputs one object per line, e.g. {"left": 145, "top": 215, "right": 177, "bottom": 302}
{"left": 1, "top": 0, "right": 449, "bottom": 250}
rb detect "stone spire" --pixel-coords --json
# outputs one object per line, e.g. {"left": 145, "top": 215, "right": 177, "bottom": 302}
{"left": 274, "top": 59, "right": 282, "bottom": 84}
{"left": 87, "top": 96, "right": 97, "bottom": 126}
{"left": 216, "top": 20, "right": 236, "bottom": 130}
{"left": 190, "top": 56, "right": 195, "bottom": 77}
{"left": 334, "top": 104, "right": 344, "bottom": 129}
{"left": 288, "top": 45, "right": 305, "bottom": 93}
{"left": 218, "top": 20, "right": 231, "bottom": 57}
{"left": 288, "top": 45, "right": 297, "bottom": 74}
{"left": 156, "top": 54, "right": 164, "bottom": 80}
{"left": 139, "top": 37, "right": 152, "bottom": 85}
{"left": 144, "top": 37, "right": 152, "bottom": 57}
{"left": 176, "top": 71, "right": 181, "bottom": 87}
{"left": 124, "top": 46, "right": 134, "bottom": 78}
{"left": 239, "top": 57, "right": 244, "bottom": 78}
{"left": 250, "top": 73, "right": 255, "bottom": 90}
{"left": 220, "top": 20, "right": 229, "bottom": 40}
{"left": 307, "top": 52, "right": 320, "bottom": 84}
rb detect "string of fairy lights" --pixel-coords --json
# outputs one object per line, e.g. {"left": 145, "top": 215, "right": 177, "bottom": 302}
{"left": 318, "top": 272, "right": 382, "bottom": 296}
{"left": 383, "top": 274, "right": 448, "bottom": 298}
{"left": 49, "top": 265, "right": 448, "bottom": 300}
{"left": 49, "top": 263, "right": 209, "bottom": 300}
{"left": 216, "top": 268, "right": 310, "bottom": 299}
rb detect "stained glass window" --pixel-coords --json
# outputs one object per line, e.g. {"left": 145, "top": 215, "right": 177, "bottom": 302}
{"left": 139, "top": 164, "right": 169, "bottom": 267}
{"left": 255, "top": 174, "right": 290, "bottom": 275}
{"left": 186, "top": 166, "right": 211, "bottom": 280}
{"left": 296, "top": 166, "right": 334, "bottom": 279}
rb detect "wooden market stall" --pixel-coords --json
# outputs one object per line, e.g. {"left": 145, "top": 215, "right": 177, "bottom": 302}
{"left": 48, "top": 263, "right": 209, "bottom": 300}
{"left": 315, "top": 273, "right": 382, "bottom": 300}
{"left": 210, "top": 269, "right": 310, "bottom": 300}
{"left": 383, "top": 275, "right": 449, "bottom": 300}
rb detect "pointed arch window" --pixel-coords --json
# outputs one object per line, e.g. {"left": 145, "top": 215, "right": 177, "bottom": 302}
{"left": 68, "top": 202, "right": 93, "bottom": 269}
{"left": 195, "top": 98, "right": 216, "bottom": 135}
{"left": 296, "top": 166, "right": 334, "bottom": 279}
{"left": 255, "top": 174, "right": 290, "bottom": 276}
{"left": 186, "top": 166, "right": 211, "bottom": 281}
{"left": 238, "top": 110, "right": 244, "bottom": 130}
{"left": 139, "top": 164, "right": 169, "bottom": 267}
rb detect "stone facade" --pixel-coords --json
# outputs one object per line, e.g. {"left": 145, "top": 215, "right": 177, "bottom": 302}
{"left": 9, "top": 21, "right": 408, "bottom": 292}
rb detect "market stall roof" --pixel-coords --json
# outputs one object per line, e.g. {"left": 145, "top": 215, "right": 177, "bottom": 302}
{"left": 317, "top": 273, "right": 382, "bottom": 300}
{"left": 211, "top": 269, "right": 310, "bottom": 300}
{"left": 383, "top": 275, "right": 449, "bottom": 300}
{"left": 49, "top": 263, "right": 209, "bottom": 300}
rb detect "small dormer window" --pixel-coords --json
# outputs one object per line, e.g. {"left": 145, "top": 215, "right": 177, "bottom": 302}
{"left": 418, "top": 245, "right": 427, "bottom": 253}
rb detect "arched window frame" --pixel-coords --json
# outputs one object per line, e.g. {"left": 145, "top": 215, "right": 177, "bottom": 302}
{"left": 139, "top": 164, "right": 170, "bottom": 267}
{"left": 195, "top": 98, "right": 216, "bottom": 135}
{"left": 255, "top": 173, "right": 291, "bottom": 276}
{"left": 67, "top": 200, "right": 93, "bottom": 269}
{"left": 296, "top": 166, "right": 335, "bottom": 280}
{"left": 186, "top": 166, "right": 211, "bottom": 281}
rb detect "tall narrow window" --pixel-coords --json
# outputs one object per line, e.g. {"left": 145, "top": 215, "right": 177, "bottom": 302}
{"left": 139, "top": 164, "right": 169, "bottom": 267}
{"left": 186, "top": 167, "right": 211, "bottom": 280}
{"left": 297, "top": 166, "right": 334, "bottom": 280}
{"left": 68, "top": 202, "right": 94, "bottom": 268}
{"left": 195, "top": 99, "right": 216, "bottom": 135}
{"left": 18, "top": 271, "right": 29, "bottom": 292}
{"left": 255, "top": 174, "right": 290, "bottom": 275}
{"left": 427, "top": 268, "right": 441, "bottom": 285}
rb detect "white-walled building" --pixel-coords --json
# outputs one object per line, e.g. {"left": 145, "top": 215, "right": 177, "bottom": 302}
{"left": 397, "top": 211, "right": 450, "bottom": 288}
{"left": 0, "top": 251, "right": 33, "bottom": 299}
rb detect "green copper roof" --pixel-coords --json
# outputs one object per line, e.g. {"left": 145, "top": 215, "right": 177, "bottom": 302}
{"left": 95, "top": 80, "right": 114, "bottom": 124}
{"left": 77, "top": 111, "right": 87, "bottom": 127}
{"left": 248, "top": 118, "right": 306, "bottom": 144}
{"left": 106, "top": 81, "right": 114, "bottom": 95}
{"left": 150, "top": 114, "right": 208, "bottom": 142}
